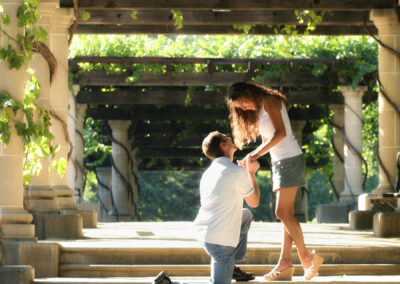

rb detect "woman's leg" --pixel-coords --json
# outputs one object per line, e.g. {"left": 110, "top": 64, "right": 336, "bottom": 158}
{"left": 275, "top": 187, "right": 312, "bottom": 269}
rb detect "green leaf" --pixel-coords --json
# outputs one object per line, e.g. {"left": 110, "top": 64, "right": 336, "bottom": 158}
{"left": 52, "top": 158, "right": 67, "bottom": 177}
{"left": 131, "top": 10, "right": 137, "bottom": 20}
{"left": 171, "top": 10, "right": 183, "bottom": 30}
{"left": 2, "top": 14, "right": 10, "bottom": 25}
{"left": 82, "top": 11, "right": 91, "bottom": 21}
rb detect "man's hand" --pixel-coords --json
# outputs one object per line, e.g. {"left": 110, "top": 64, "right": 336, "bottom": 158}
{"left": 238, "top": 154, "right": 259, "bottom": 174}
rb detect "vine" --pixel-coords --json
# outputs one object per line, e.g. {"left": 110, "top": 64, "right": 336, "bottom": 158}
{"left": 0, "top": 0, "right": 66, "bottom": 183}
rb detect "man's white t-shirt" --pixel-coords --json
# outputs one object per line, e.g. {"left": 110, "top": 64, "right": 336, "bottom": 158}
{"left": 194, "top": 157, "right": 254, "bottom": 247}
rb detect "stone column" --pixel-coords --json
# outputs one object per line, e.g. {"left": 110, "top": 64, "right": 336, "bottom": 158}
{"left": 24, "top": 0, "right": 58, "bottom": 214}
{"left": 0, "top": 0, "right": 34, "bottom": 240}
{"left": 370, "top": 9, "right": 400, "bottom": 194}
{"left": 74, "top": 102, "right": 87, "bottom": 203}
{"left": 340, "top": 86, "right": 367, "bottom": 205}
{"left": 330, "top": 104, "right": 345, "bottom": 201}
{"left": 48, "top": 8, "right": 76, "bottom": 210}
{"left": 96, "top": 167, "right": 114, "bottom": 222}
{"left": 291, "top": 120, "right": 308, "bottom": 222}
{"left": 108, "top": 120, "right": 136, "bottom": 220}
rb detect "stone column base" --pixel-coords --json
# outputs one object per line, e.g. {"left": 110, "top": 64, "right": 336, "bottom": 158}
{"left": 0, "top": 266, "right": 34, "bottom": 284}
{"left": 316, "top": 203, "right": 353, "bottom": 223}
{"left": 349, "top": 210, "right": 374, "bottom": 230}
{"left": 33, "top": 213, "right": 83, "bottom": 240}
{"left": 23, "top": 186, "right": 58, "bottom": 213}
{"left": 2, "top": 241, "right": 59, "bottom": 278}
{"left": 52, "top": 186, "right": 77, "bottom": 210}
{"left": 373, "top": 212, "right": 400, "bottom": 237}
{"left": 62, "top": 209, "right": 97, "bottom": 228}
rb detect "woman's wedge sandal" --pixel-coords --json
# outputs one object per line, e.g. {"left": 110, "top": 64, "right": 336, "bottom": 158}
{"left": 304, "top": 250, "right": 324, "bottom": 280}
{"left": 264, "top": 266, "right": 294, "bottom": 281}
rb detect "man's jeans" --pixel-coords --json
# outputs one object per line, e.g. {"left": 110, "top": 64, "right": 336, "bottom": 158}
{"left": 202, "top": 209, "right": 253, "bottom": 284}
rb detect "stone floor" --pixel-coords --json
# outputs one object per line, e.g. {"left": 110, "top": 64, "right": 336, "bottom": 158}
{"left": 35, "top": 221, "right": 400, "bottom": 284}
{"left": 43, "top": 221, "right": 400, "bottom": 249}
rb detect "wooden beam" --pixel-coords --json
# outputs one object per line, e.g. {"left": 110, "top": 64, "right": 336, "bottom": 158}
{"left": 139, "top": 147, "right": 258, "bottom": 159}
{"left": 78, "top": 10, "right": 374, "bottom": 26}
{"left": 61, "top": 0, "right": 393, "bottom": 11}
{"left": 77, "top": 89, "right": 348, "bottom": 105}
{"left": 86, "top": 105, "right": 326, "bottom": 120}
{"left": 135, "top": 122, "right": 231, "bottom": 135}
{"left": 76, "top": 71, "right": 345, "bottom": 87}
{"left": 75, "top": 24, "right": 377, "bottom": 35}
{"left": 71, "top": 56, "right": 343, "bottom": 65}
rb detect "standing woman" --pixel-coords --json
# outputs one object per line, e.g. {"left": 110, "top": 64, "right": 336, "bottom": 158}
{"left": 226, "top": 82, "right": 324, "bottom": 281}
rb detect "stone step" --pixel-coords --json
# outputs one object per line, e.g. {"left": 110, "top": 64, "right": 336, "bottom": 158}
{"left": 34, "top": 275, "right": 400, "bottom": 284}
{"left": 60, "top": 246, "right": 400, "bottom": 265}
{"left": 59, "top": 264, "right": 400, "bottom": 278}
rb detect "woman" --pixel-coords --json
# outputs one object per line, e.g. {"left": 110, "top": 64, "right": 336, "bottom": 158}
{"left": 226, "top": 82, "right": 324, "bottom": 281}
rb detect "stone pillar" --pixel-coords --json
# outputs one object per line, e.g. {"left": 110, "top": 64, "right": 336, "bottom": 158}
{"left": 0, "top": 0, "right": 34, "bottom": 240}
{"left": 24, "top": 0, "right": 58, "bottom": 214}
{"left": 370, "top": 9, "right": 400, "bottom": 194}
{"left": 108, "top": 120, "right": 137, "bottom": 220}
{"left": 74, "top": 102, "right": 87, "bottom": 203}
{"left": 291, "top": 120, "right": 308, "bottom": 222}
{"left": 340, "top": 86, "right": 367, "bottom": 205}
{"left": 48, "top": 7, "right": 76, "bottom": 210}
{"left": 96, "top": 167, "right": 114, "bottom": 222}
{"left": 330, "top": 104, "right": 345, "bottom": 201}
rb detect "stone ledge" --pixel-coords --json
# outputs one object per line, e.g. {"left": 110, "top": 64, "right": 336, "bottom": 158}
{"left": 373, "top": 212, "right": 400, "bottom": 238}
{"left": 61, "top": 210, "right": 97, "bottom": 228}
{"left": 349, "top": 210, "right": 374, "bottom": 230}
{"left": 0, "top": 265, "right": 34, "bottom": 284}
{"left": 33, "top": 213, "right": 83, "bottom": 240}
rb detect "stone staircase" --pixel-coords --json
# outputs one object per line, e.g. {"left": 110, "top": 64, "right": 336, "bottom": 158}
{"left": 33, "top": 222, "right": 400, "bottom": 283}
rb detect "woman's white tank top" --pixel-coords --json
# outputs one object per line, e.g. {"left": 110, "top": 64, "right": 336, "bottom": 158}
{"left": 258, "top": 100, "right": 302, "bottom": 162}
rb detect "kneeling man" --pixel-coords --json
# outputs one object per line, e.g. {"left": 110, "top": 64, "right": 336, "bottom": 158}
{"left": 194, "top": 131, "right": 260, "bottom": 284}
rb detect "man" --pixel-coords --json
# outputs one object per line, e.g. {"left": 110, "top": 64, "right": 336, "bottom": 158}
{"left": 194, "top": 131, "right": 260, "bottom": 284}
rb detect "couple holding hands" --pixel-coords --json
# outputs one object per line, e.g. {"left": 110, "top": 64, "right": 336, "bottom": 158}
{"left": 194, "top": 82, "right": 324, "bottom": 283}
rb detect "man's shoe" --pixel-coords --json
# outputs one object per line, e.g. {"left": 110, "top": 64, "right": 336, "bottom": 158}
{"left": 232, "top": 266, "right": 255, "bottom": 281}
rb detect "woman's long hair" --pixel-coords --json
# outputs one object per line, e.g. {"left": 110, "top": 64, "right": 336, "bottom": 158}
{"left": 226, "top": 82, "right": 289, "bottom": 149}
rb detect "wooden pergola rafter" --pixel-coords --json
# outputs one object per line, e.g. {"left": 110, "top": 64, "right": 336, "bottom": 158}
{"left": 60, "top": 0, "right": 394, "bottom": 35}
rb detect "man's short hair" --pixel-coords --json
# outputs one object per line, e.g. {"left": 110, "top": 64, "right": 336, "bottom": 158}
{"left": 202, "top": 131, "right": 226, "bottom": 160}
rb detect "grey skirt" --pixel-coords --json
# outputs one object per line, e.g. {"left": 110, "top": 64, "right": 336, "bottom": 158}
{"left": 271, "top": 154, "right": 306, "bottom": 191}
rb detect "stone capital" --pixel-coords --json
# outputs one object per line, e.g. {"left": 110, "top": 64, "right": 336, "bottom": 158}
{"left": 340, "top": 86, "right": 368, "bottom": 100}
{"left": 370, "top": 9, "right": 400, "bottom": 30}
{"left": 49, "top": 8, "right": 75, "bottom": 33}
{"left": 109, "top": 120, "right": 132, "bottom": 133}
{"left": 37, "top": 0, "right": 59, "bottom": 19}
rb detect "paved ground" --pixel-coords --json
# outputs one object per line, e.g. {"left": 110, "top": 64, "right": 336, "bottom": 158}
{"left": 45, "top": 221, "right": 400, "bottom": 248}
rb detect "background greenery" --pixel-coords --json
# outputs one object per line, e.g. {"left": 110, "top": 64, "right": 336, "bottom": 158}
{"left": 71, "top": 34, "right": 379, "bottom": 222}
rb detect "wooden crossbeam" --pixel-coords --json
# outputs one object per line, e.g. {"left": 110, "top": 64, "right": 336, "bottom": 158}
{"left": 71, "top": 56, "right": 342, "bottom": 65}
{"left": 76, "top": 71, "right": 345, "bottom": 87}
{"left": 135, "top": 122, "right": 231, "bottom": 135}
{"left": 61, "top": 0, "right": 393, "bottom": 11}
{"left": 76, "top": 89, "right": 346, "bottom": 105}
{"left": 75, "top": 24, "right": 376, "bottom": 35}
{"left": 78, "top": 10, "right": 374, "bottom": 26}
{"left": 86, "top": 105, "right": 325, "bottom": 120}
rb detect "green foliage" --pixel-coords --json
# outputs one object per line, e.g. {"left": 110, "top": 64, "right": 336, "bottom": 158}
{"left": 131, "top": 10, "right": 138, "bottom": 20}
{"left": 171, "top": 10, "right": 183, "bottom": 30}
{"left": 232, "top": 25, "right": 254, "bottom": 34}
{"left": 139, "top": 171, "right": 201, "bottom": 221}
{"left": 82, "top": 11, "right": 91, "bottom": 21}
{"left": 307, "top": 171, "right": 333, "bottom": 221}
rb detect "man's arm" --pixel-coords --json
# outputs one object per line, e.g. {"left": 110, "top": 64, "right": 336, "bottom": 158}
{"left": 243, "top": 159, "right": 260, "bottom": 208}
